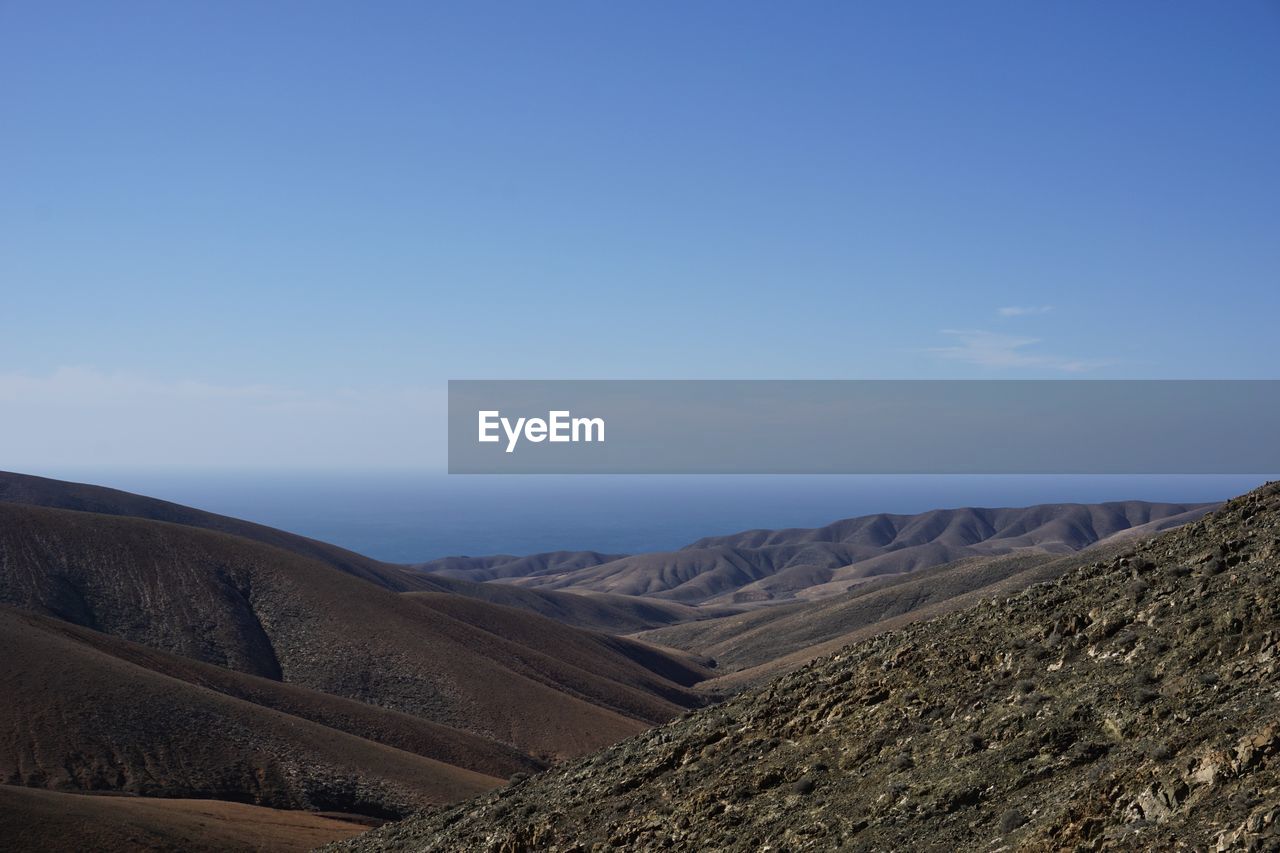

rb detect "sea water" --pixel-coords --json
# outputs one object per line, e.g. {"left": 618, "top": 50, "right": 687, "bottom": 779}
{"left": 30, "top": 470, "right": 1273, "bottom": 564}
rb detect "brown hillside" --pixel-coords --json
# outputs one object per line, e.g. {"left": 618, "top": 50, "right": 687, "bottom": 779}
{"left": 0, "top": 785, "right": 366, "bottom": 853}
{"left": 0, "top": 470, "right": 433, "bottom": 592}
{"left": 0, "top": 606, "right": 501, "bottom": 817}
{"left": 2, "top": 603, "right": 539, "bottom": 780}
{"left": 418, "top": 574, "right": 724, "bottom": 633}
{"left": 0, "top": 501, "right": 707, "bottom": 762}
{"left": 333, "top": 483, "right": 1280, "bottom": 852}
{"left": 0, "top": 471, "right": 704, "bottom": 633}
{"left": 467, "top": 502, "right": 1212, "bottom": 605}
{"left": 639, "top": 552, "right": 1060, "bottom": 673}
{"left": 419, "top": 551, "right": 625, "bottom": 583}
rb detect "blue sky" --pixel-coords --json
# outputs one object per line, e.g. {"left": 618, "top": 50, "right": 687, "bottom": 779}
{"left": 2, "top": 1, "right": 1278, "bottom": 469}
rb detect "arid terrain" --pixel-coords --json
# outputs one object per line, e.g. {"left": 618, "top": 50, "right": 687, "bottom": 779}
{"left": 335, "top": 483, "right": 1280, "bottom": 852}
{"left": 6, "top": 0, "right": 1270, "bottom": 849}
{"left": 0, "top": 472, "right": 711, "bottom": 848}
{"left": 420, "top": 500, "right": 1211, "bottom": 606}
{"left": 4, "top": 469, "right": 1267, "bottom": 852}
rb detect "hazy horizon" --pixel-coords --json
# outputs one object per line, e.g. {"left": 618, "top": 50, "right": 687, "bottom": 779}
{"left": 18, "top": 467, "right": 1271, "bottom": 562}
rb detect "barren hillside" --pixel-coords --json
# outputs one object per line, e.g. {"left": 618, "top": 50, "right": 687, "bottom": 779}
{"left": 335, "top": 483, "right": 1280, "bottom": 851}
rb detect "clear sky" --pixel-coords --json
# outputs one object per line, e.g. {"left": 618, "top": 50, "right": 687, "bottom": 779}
{"left": 2, "top": 1, "right": 1278, "bottom": 469}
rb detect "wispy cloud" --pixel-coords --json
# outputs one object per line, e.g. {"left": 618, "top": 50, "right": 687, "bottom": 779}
{"left": 929, "top": 329, "right": 1108, "bottom": 373}
{"left": 997, "top": 305, "right": 1054, "bottom": 317}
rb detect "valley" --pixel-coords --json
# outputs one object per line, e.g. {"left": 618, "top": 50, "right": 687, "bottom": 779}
{"left": 2, "top": 469, "right": 1267, "bottom": 852}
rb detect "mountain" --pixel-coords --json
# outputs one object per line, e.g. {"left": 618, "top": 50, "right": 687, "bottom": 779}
{"left": 420, "top": 551, "right": 626, "bottom": 583}
{"left": 0, "top": 470, "right": 1236, "bottom": 851}
{"left": 0, "top": 470, "right": 705, "bottom": 633}
{"left": 0, "top": 476, "right": 716, "bottom": 833}
{"left": 411, "top": 574, "right": 721, "bottom": 633}
{"left": 425, "top": 501, "right": 1214, "bottom": 606}
{"left": 333, "top": 483, "right": 1280, "bottom": 852}
{"left": 0, "top": 500, "right": 709, "bottom": 756}
{"left": 0, "top": 605, "right": 506, "bottom": 817}
{"left": 0, "top": 470, "right": 433, "bottom": 593}
{"left": 639, "top": 550, "right": 1063, "bottom": 681}
{"left": 639, "top": 544, "right": 1178, "bottom": 690}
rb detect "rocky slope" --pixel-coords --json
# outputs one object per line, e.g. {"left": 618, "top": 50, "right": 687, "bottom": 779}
{"left": 639, "top": 551, "right": 1061, "bottom": 674}
{"left": 334, "top": 483, "right": 1280, "bottom": 852}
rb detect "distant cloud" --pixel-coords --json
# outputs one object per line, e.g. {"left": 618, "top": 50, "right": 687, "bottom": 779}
{"left": 997, "top": 305, "right": 1054, "bottom": 317}
{"left": 929, "top": 329, "right": 1108, "bottom": 373}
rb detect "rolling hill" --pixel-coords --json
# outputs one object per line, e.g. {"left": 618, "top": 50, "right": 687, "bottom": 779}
{"left": 334, "top": 482, "right": 1280, "bottom": 852}
{"left": 423, "top": 501, "right": 1213, "bottom": 607}
{"left": 638, "top": 542, "right": 1182, "bottom": 691}
{"left": 0, "top": 605, "right": 505, "bottom": 816}
{"left": 0, "top": 473, "right": 722, "bottom": 847}
{"left": 0, "top": 470, "right": 433, "bottom": 593}
{"left": 0, "top": 500, "right": 709, "bottom": 760}
{"left": 0, "top": 470, "right": 705, "bottom": 633}
{"left": 411, "top": 573, "right": 720, "bottom": 633}
{"left": 0, "top": 470, "right": 1235, "bottom": 852}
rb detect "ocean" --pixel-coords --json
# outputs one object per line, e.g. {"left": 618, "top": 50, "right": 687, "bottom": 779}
{"left": 35, "top": 470, "right": 1273, "bottom": 564}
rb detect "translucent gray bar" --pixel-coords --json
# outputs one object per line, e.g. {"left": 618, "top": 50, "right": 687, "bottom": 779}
{"left": 448, "top": 380, "right": 1280, "bottom": 474}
